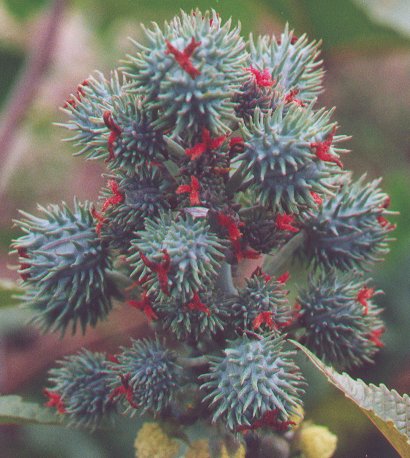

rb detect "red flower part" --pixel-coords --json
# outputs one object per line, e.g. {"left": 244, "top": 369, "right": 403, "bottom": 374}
{"left": 356, "top": 287, "right": 374, "bottom": 316}
{"left": 246, "top": 65, "right": 275, "bottom": 87}
{"left": 310, "top": 126, "right": 343, "bottom": 168}
{"left": 63, "top": 80, "right": 89, "bottom": 109}
{"left": 213, "top": 167, "right": 231, "bottom": 175}
{"left": 277, "top": 271, "right": 290, "bottom": 284}
{"left": 91, "top": 207, "right": 106, "bottom": 235}
{"left": 252, "top": 266, "right": 271, "bottom": 283}
{"left": 277, "top": 36, "right": 298, "bottom": 45}
{"left": 253, "top": 311, "right": 275, "bottom": 330}
{"left": 377, "top": 215, "right": 396, "bottom": 231}
{"left": 369, "top": 327, "right": 385, "bottom": 348}
{"left": 165, "top": 37, "right": 201, "bottom": 79}
{"left": 186, "top": 292, "right": 210, "bottom": 316}
{"left": 107, "top": 354, "right": 120, "bottom": 364}
{"left": 237, "top": 409, "right": 295, "bottom": 433}
{"left": 176, "top": 176, "right": 201, "bottom": 205}
{"left": 44, "top": 389, "right": 66, "bottom": 414}
{"left": 109, "top": 374, "right": 139, "bottom": 409}
{"left": 310, "top": 191, "right": 323, "bottom": 205}
{"left": 185, "top": 128, "right": 227, "bottom": 160}
{"left": 284, "top": 89, "right": 305, "bottom": 107}
{"left": 229, "top": 136, "right": 244, "bottom": 151}
{"left": 275, "top": 214, "right": 299, "bottom": 233}
{"left": 382, "top": 196, "right": 391, "bottom": 209}
{"left": 217, "top": 213, "right": 243, "bottom": 241}
{"left": 277, "top": 302, "right": 301, "bottom": 328}
{"left": 140, "top": 249, "right": 171, "bottom": 295}
{"left": 232, "top": 239, "right": 261, "bottom": 262}
{"left": 103, "top": 110, "right": 122, "bottom": 163}
{"left": 16, "top": 247, "right": 31, "bottom": 280}
{"left": 102, "top": 179, "right": 124, "bottom": 212}
{"left": 128, "top": 291, "right": 158, "bottom": 322}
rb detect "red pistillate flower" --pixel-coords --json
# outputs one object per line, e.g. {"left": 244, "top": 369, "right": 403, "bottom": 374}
{"left": 217, "top": 213, "right": 243, "bottom": 241}
{"left": 382, "top": 196, "right": 391, "bottom": 209}
{"left": 377, "top": 215, "right": 396, "bottom": 231}
{"left": 107, "top": 354, "right": 120, "bottom": 364}
{"left": 253, "top": 311, "right": 275, "bottom": 330}
{"left": 102, "top": 179, "right": 124, "bottom": 212}
{"left": 103, "top": 110, "right": 122, "bottom": 162}
{"left": 232, "top": 239, "right": 261, "bottom": 262}
{"left": 277, "top": 271, "right": 290, "bottom": 284}
{"left": 252, "top": 266, "right": 271, "bottom": 283}
{"left": 310, "top": 126, "right": 343, "bottom": 168}
{"left": 91, "top": 207, "right": 106, "bottom": 235}
{"left": 310, "top": 191, "right": 323, "bottom": 205}
{"left": 246, "top": 65, "right": 275, "bottom": 87}
{"left": 369, "top": 327, "right": 385, "bottom": 348}
{"left": 109, "top": 374, "right": 139, "bottom": 409}
{"left": 277, "top": 35, "right": 298, "bottom": 45}
{"left": 229, "top": 136, "right": 245, "bottom": 155}
{"left": 176, "top": 176, "right": 201, "bottom": 205}
{"left": 140, "top": 249, "right": 171, "bottom": 295}
{"left": 63, "top": 80, "right": 89, "bottom": 109}
{"left": 284, "top": 89, "right": 305, "bottom": 107}
{"left": 185, "top": 128, "right": 227, "bottom": 160}
{"left": 186, "top": 292, "right": 210, "bottom": 316}
{"left": 356, "top": 287, "right": 374, "bottom": 315}
{"left": 165, "top": 37, "right": 201, "bottom": 79}
{"left": 128, "top": 291, "right": 158, "bottom": 322}
{"left": 237, "top": 409, "right": 295, "bottom": 433}
{"left": 16, "top": 247, "right": 31, "bottom": 280}
{"left": 275, "top": 214, "right": 299, "bottom": 233}
{"left": 44, "top": 389, "right": 66, "bottom": 414}
{"left": 278, "top": 302, "right": 301, "bottom": 329}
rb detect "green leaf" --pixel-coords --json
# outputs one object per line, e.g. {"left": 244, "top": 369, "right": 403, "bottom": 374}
{"left": 0, "top": 395, "right": 64, "bottom": 425}
{"left": 292, "top": 340, "right": 410, "bottom": 456}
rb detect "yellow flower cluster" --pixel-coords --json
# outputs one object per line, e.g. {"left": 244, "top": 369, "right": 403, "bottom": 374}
{"left": 134, "top": 422, "right": 181, "bottom": 458}
{"left": 185, "top": 439, "right": 246, "bottom": 458}
{"left": 299, "top": 423, "right": 338, "bottom": 458}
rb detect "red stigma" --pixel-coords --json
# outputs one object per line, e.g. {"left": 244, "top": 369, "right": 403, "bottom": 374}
{"left": 277, "top": 271, "right": 290, "bottom": 284}
{"left": 247, "top": 65, "right": 275, "bottom": 87}
{"left": 44, "top": 389, "right": 66, "bottom": 414}
{"left": 17, "top": 247, "right": 31, "bottom": 280}
{"left": 109, "top": 374, "right": 139, "bottom": 409}
{"left": 252, "top": 266, "right": 271, "bottom": 283}
{"left": 217, "top": 213, "right": 243, "bottom": 241}
{"left": 356, "top": 287, "right": 374, "bottom": 315}
{"left": 102, "top": 179, "right": 124, "bottom": 212}
{"left": 276, "top": 214, "right": 299, "bottom": 233}
{"left": 63, "top": 80, "right": 89, "bottom": 109}
{"left": 377, "top": 215, "right": 396, "bottom": 231}
{"left": 369, "top": 327, "right": 385, "bottom": 348}
{"left": 310, "top": 126, "right": 343, "bottom": 168}
{"left": 128, "top": 291, "right": 158, "bottom": 322}
{"left": 277, "top": 302, "right": 301, "bottom": 329}
{"left": 229, "top": 136, "right": 245, "bottom": 155}
{"left": 103, "top": 111, "right": 122, "bottom": 162}
{"left": 185, "top": 128, "right": 227, "bottom": 160}
{"left": 165, "top": 37, "right": 201, "bottom": 79}
{"left": 382, "top": 196, "right": 391, "bottom": 209}
{"left": 140, "top": 250, "right": 171, "bottom": 295}
{"left": 232, "top": 239, "right": 261, "bottom": 262}
{"left": 186, "top": 292, "right": 210, "bottom": 316}
{"left": 253, "top": 311, "right": 275, "bottom": 330}
{"left": 107, "top": 354, "right": 120, "bottom": 364}
{"left": 237, "top": 409, "right": 295, "bottom": 433}
{"left": 91, "top": 207, "right": 106, "bottom": 235}
{"left": 284, "top": 89, "right": 305, "bottom": 107}
{"left": 277, "top": 36, "right": 298, "bottom": 45}
{"left": 176, "top": 176, "right": 202, "bottom": 205}
{"left": 310, "top": 191, "right": 323, "bottom": 205}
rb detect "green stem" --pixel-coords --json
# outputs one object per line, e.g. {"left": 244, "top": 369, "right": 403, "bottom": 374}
{"left": 164, "top": 136, "right": 186, "bottom": 159}
{"left": 263, "top": 231, "right": 306, "bottom": 276}
{"left": 177, "top": 355, "right": 210, "bottom": 368}
{"left": 226, "top": 166, "right": 247, "bottom": 197}
{"left": 215, "top": 262, "right": 238, "bottom": 296}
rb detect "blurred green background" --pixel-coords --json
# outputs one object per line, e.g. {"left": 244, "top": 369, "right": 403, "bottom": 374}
{"left": 0, "top": 0, "right": 409, "bottom": 456}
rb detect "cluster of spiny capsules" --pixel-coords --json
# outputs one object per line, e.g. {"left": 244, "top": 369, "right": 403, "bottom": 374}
{"left": 12, "top": 9, "right": 395, "bottom": 451}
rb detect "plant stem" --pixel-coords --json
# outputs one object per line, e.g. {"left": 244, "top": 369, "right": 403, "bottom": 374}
{"left": 263, "top": 231, "right": 306, "bottom": 276}
{"left": 215, "top": 262, "right": 238, "bottom": 296}
{"left": 177, "top": 355, "right": 210, "bottom": 368}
